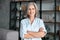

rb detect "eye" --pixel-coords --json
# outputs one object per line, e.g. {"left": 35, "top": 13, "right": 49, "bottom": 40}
{"left": 32, "top": 8, "right": 35, "bottom": 10}
{"left": 32, "top": 8, "right": 34, "bottom": 10}
{"left": 28, "top": 8, "right": 31, "bottom": 10}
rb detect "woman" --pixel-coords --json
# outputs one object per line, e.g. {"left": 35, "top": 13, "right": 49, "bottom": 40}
{"left": 20, "top": 2, "right": 47, "bottom": 40}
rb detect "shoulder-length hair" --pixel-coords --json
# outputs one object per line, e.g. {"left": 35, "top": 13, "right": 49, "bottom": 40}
{"left": 26, "top": 2, "right": 39, "bottom": 18}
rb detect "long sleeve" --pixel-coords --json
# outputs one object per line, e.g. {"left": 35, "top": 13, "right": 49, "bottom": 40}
{"left": 39, "top": 19, "right": 47, "bottom": 34}
{"left": 20, "top": 20, "right": 27, "bottom": 39}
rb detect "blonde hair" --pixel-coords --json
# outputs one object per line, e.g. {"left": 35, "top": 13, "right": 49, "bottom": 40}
{"left": 26, "top": 2, "right": 39, "bottom": 18}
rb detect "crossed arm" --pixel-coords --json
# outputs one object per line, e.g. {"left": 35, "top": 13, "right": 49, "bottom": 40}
{"left": 24, "top": 27, "right": 47, "bottom": 38}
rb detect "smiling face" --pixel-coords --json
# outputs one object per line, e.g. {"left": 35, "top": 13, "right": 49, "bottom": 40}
{"left": 27, "top": 4, "right": 36, "bottom": 17}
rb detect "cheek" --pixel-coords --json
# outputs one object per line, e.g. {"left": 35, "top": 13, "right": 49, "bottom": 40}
{"left": 33, "top": 9, "right": 36, "bottom": 13}
{"left": 28, "top": 10, "right": 30, "bottom": 13}
{"left": 27, "top": 11, "right": 30, "bottom": 15}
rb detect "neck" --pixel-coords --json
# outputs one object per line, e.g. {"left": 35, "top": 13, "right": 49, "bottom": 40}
{"left": 29, "top": 16, "right": 35, "bottom": 24}
{"left": 30, "top": 16, "right": 35, "bottom": 21}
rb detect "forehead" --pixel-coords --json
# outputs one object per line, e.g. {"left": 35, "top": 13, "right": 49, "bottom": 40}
{"left": 28, "top": 4, "right": 35, "bottom": 8}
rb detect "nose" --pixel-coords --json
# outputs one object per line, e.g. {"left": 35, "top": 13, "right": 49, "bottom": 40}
{"left": 30, "top": 9, "right": 33, "bottom": 13}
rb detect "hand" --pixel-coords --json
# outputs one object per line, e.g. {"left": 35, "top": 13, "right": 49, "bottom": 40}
{"left": 39, "top": 27, "right": 44, "bottom": 32}
{"left": 27, "top": 31, "right": 32, "bottom": 33}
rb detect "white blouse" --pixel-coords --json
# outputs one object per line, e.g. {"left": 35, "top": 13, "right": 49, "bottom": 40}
{"left": 20, "top": 17, "right": 47, "bottom": 40}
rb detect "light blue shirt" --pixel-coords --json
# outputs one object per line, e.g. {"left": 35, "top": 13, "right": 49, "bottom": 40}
{"left": 20, "top": 17, "right": 47, "bottom": 40}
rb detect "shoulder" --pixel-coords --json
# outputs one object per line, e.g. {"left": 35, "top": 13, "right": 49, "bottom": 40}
{"left": 36, "top": 17, "right": 43, "bottom": 21}
{"left": 21, "top": 18, "right": 28, "bottom": 23}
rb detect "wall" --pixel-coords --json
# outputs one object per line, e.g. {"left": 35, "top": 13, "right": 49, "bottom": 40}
{"left": 0, "top": 0, "right": 10, "bottom": 29}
